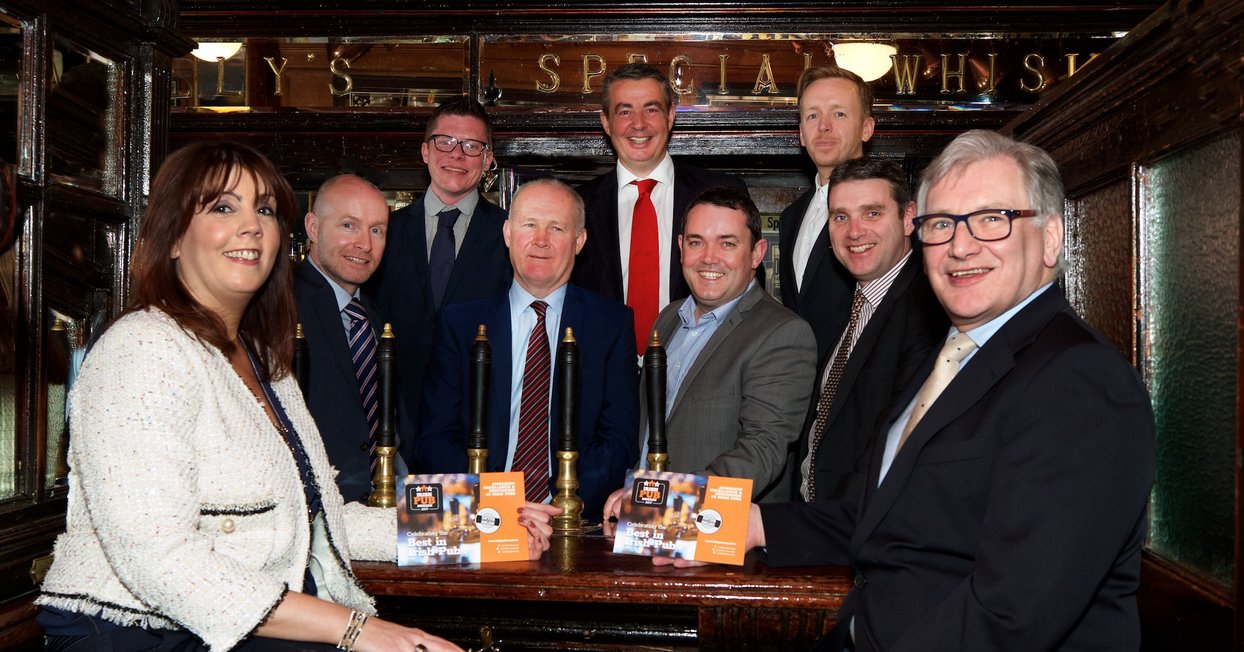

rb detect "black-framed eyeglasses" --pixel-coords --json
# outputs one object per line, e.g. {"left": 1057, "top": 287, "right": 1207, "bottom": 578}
{"left": 426, "top": 134, "right": 490, "bottom": 157}
{"left": 912, "top": 208, "right": 1040, "bottom": 245}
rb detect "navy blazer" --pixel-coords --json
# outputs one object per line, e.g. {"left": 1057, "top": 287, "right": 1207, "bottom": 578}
{"left": 293, "top": 262, "right": 417, "bottom": 503}
{"left": 572, "top": 160, "right": 751, "bottom": 304}
{"left": 367, "top": 194, "right": 512, "bottom": 443}
{"left": 762, "top": 286, "right": 1156, "bottom": 651}
{"left": 777, "top": 187, "right": 857, "bottom": 360}
{"left": 794, "top": 254, "right": 948, "bottom": 501}
{"left": 417, "top": 283, "right": 640, "bottom": 520}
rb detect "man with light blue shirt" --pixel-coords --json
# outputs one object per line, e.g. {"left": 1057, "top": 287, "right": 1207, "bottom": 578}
{"left": 603, "top": 186, "right": 816, "bottom": 520}
{"left": 749, "top": 131, "right": 1156, "bottom": 651}
{"left": 418, "top": 178, "right": 639, "bottom": 520}
{"left": 294, "top": 174, "right": 413, "bottom": 503}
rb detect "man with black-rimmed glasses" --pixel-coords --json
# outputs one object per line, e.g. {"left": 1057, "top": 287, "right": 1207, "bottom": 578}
{"left": 369, "top": 97, "right": 512, "bottom": 450}
{"left": 689, "top": 131, "right": 1156, "bottom": 651}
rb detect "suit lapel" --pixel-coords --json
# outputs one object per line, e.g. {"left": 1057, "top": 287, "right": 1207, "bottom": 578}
{"left": 550, "top": 287, "right": 586, "bottom": 455}
{"left": 301, "top": 265, "right": 362, "bottom": 389}
{"left": 668, "top": 163, "right": 694, "bottom": 300}
{"left": 485, "top": 295, "right": 513, "bottom": 465}
{"left": 445, "top": 197, "right": 496, "bottom": 303}
{"left": 820, "top": 258, "right": 917, "bottom": 428}
{"left": 667, "top": 285, "right": 761, "bottom": 416}
{"left": 593, "top": 172, "right": 625, "bottom": 299}
{"left": 779, "top": 190, "right": 813, "bottom": 258}
{"left": 797, "top": 229, "right": 831, "bottom": 305}
{"left": 850, "top": 285, "right": 1065, "bottom": 548}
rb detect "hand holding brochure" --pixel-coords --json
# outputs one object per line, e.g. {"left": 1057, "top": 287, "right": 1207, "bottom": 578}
{"left": 611, "top": 470, "right": 752, "bottom": 565}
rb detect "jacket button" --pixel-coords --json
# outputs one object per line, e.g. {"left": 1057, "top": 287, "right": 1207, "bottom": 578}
{"left": 221, "top": 518, "right": 236, "bottom": 534}
{"left": 853, "top": 573, "right": 868, "bottom": 589}
{"left": 359, "top": 442, "right": 369, "bottom": 451}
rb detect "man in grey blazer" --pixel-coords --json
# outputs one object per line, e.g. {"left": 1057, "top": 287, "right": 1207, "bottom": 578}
{"left": 604, "top": 187, "right": 816, "bottom": 519}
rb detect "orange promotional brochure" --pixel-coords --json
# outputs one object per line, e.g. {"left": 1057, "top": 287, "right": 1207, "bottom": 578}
{"left": 397, "top": 472, "right": 528, "bottom": 566}
{"left": 612, "top": 471, "right": 753, "bottom": 566}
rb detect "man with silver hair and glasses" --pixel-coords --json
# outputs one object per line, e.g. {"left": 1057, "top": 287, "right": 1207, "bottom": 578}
{"left": 736, "top": 130, "right": 1156, "bottom": 650}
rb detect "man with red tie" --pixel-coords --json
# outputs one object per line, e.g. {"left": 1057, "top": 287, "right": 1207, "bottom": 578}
{"left": 572, "top": 62, "right": 750, "bottom": 353}
{"left": 418, "top": 178, "right": 639, "bottom": 520}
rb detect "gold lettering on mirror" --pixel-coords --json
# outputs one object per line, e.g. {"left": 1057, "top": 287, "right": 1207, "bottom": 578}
{"left": 940, "top": 53, "right": 968, "bottom": 94}
{"left": 1063, "top": 52, "right": 1087, "bottom": 77}
{"left": 803, "top": 52, "right": 813, "bottom": 70}
{"left": 536, "top": 54, "right": 561, "bottom": 93}
{"left": 751, "top": 53, "right": 778, "bottom": 94}
{"left": 581, "top": 54, "right": 606, "bottom": 94}
{"left": 627, "top": 53, "right": 648, "bottom": 63}
{"left": 891, "top": 54, "right": 921, "bottom": 95}
{"left": 984, "top": 53, "right": 998, "bottom": 92}
{"left": 329, "top": 56, "right": 353, "bottom": 96}
{"left": 717, "top": 54, "right": 729, "bottom": 94}
{"left": 669, "top": 55, "right": 692, "bottom": 96}
{"left": 263, "top": 56, "right": 289, "bottom": 95}
{"left": 1020, "top": 53, "right": 1047, "bottom": 92}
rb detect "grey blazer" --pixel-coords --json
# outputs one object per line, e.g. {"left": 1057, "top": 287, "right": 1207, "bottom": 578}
{"left": 641, "top": 283, "right": 816, "bottom": 502}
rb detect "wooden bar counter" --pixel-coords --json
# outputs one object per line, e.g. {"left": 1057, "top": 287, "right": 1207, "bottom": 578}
{"left": 354, "top": 532, "right": 850, "bottom": 651}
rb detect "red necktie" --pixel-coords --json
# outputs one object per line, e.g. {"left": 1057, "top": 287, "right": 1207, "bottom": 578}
{"left": 513, "top": 301, "right": 551, "bottom": 503}
{"left": 628, "top": 178, "right": 660, "bottom": 353}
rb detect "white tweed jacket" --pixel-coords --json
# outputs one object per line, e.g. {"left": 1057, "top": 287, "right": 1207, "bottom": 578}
{"left": 36, "top": 309, "right": 396, "bottom": 651}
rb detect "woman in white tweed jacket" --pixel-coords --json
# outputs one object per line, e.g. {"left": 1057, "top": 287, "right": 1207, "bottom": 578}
{"left": 35, "top": 142, "right": 555, "bottom": 652}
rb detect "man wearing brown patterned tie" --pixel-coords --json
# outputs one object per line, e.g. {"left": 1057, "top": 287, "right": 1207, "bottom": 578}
{"left": 794, "top": 158, "right": 946, "bottom": 502}
{"left": 418, "top": 178, "right": 639, "bottom": 520}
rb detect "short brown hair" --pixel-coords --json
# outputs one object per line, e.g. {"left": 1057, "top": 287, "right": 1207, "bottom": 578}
{"left": 127, "top": 141, "right": 298, "bottom": 380}
{"left": 797, "top": 65, "right": 873, "bottom": 118}
{"left": 427, "top": 96, "right": 495, "bottom": 147}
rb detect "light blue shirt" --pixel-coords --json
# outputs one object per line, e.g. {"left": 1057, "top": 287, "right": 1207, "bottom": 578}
{"left": 505, "top": 281, "right": 568, "bottom": 498}
{"left": 878, "top": 282, "right": 1055, "bottom": 483}
{"left": 307, "top": 258, "right": 358, "bottom": 332}
{"left": 639, "top": 281, "right": 754, "bottom": 466}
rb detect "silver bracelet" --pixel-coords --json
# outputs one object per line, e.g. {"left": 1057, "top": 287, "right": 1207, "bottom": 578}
{"left": 336, "top": 610, "right": 368, "bottom": 651}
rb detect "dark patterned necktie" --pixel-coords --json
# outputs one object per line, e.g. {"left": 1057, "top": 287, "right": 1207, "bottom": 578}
{"left": 343, "top": 298, "right": 380, "bottom": 469}
{"left": 512, "top": 301, "right": 551, "bottom": 503}
{"left": 428, "top": 207, "right": 461, "bottom": 308}
{"left": 806, "top": 289, "right": 865, "bottom": 500}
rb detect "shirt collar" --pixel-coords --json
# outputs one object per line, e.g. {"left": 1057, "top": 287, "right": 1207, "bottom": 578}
{"left": 677, "top": 279, "right": 754, "bottom": 328}
{"left": 956, "top": 281, "right": 1055, "bottom": 348}
{"left": 424, "top": 189, "right": 480, "bottom": 218}
{"left": 307, "top": 258, "right": 358, "bottom": 312}
{"left": 616, "top": 152, "right": 675, "bottom": 188}
{"left": 857, "top": 250, "right": 913, "bottom": 309}
{"left": 509, "top": 280, "right": 569, "bottom": 318}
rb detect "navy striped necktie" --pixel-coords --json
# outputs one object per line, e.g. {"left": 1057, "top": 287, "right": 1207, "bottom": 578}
{"left": 343, "top": 298, "right": 381, "bottom": 469}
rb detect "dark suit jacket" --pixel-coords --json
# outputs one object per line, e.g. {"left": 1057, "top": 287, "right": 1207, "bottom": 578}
{"left": 572, "top": 160, "right": 751, "bottom": 304}
{"left": 293, "top": 262, "right": 417, "bottom": 503}
{"left": 417, "top": 283, "right": 640, "bottom": 520}
{"left": 778, "top": 187, "right": 857, "bottom": 360}
{"left": 367, "top": 195, "right": 512, "bottom": 445}
{"left": 761, "top": 286, "right": 1156, "bottom": 651}
{"left": 642, "top": 283, "right": 816, "bottom": 503}
{"left": 796, "top": 254, "right": 948, "bottom": 501}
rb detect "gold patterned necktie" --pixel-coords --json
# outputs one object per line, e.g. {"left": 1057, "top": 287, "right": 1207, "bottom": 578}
{"left": 898, "top": 332, "right": 977, "bottom": 451}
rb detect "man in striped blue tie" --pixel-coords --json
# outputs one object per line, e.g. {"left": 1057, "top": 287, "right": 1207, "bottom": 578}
{"left": 295, "top": 174, "right": 412, "bottom": 503}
